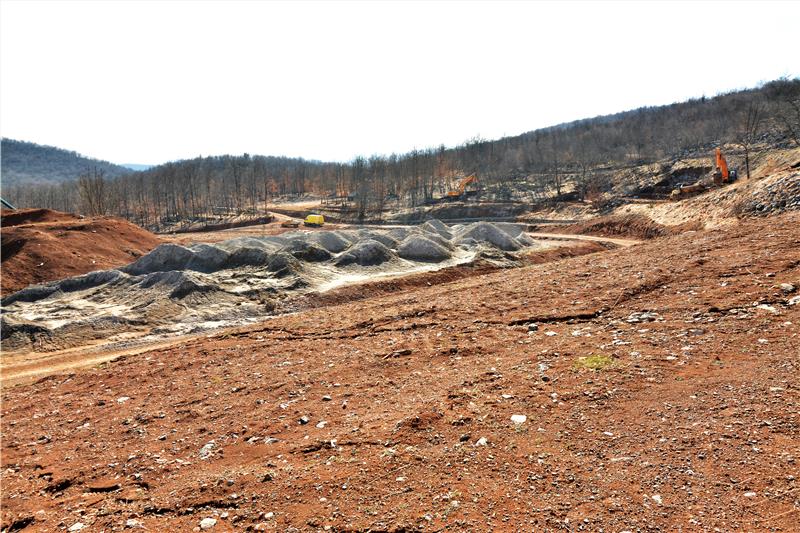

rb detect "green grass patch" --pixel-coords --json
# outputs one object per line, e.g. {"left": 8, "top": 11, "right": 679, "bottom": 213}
{"left": 573, "top": 354, "right": 616, "bottom": 371}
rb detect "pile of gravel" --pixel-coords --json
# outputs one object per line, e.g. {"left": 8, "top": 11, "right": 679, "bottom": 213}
{"left": 310, "top": 231, "right": 352, "bottom": 253}
{"left": 280, "top": 239, "right": 332, "bottom": 262}
{"left": 387, "top": 227, "right": 411, "bottom": 241}
{"left": 187, "top": 244, "right": 230, "bottom": 273}
{"left": 360, "top": 232, "right": 399, "bottom": 249}
{"left": 224, "top": 247, "right": 271, "bottom": 269}
{"left": 421, "top": 219, "right": 452, "bottom": 239}
{"left": 397, "top": 235, "right": 452, "bottom": 262}
{"left": 454, "top": 221, "right": 523, "bottom": 251}
{"left": 335, "top": 239, "right": 395, "bottom": 267}
{"left": 123, "top": 244, "right": 195, "bottom": 275}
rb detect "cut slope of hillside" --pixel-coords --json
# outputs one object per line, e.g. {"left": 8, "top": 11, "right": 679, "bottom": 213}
{"left": 1, "top": 209, "right": 161, "bottom": 294}
{"left": 0, "top": 138, "right": 132, "bottom": 185}
{"left": 610, "top": 146, "right": 800, "bottom": 228}
{"left": 1, "top": 213, "right": 798, "bottom": 531}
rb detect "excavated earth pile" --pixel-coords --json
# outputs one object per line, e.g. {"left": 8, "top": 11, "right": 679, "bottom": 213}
{"left": 1, "top": 212, "right": 798, "bottom": 532}
{"left": 1, "top": 209, "right": 161, "bottom": 294}
{"left": 1, "top": 220, "right": 540, "bottom": 351}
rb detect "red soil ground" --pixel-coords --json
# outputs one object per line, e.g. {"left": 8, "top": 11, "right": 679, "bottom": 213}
{"left": 2, "top": 212, "right": 799, "bottom": 531}
{"left": 543, "top": 213, "right": 703, "bottom": 240}
{"left": 1, "top": 209, "right": 161, "bottom": 295}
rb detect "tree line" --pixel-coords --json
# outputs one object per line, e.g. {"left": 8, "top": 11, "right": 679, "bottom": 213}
{"left": 4, "top": 78, "right": 798, "bottom": 229}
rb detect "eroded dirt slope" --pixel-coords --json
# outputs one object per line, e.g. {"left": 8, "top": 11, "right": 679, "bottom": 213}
{"left": 2, "top": 213, "right": 799, "bottom": 531}
{"left": 1, "top": 209, "right": 161, "bottom": 295}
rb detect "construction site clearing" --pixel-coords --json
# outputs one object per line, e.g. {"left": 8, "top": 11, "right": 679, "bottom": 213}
{"left": 1, "top": 150, "right": 800, "bottom": 532}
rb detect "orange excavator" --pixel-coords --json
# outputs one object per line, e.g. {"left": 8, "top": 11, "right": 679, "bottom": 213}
{"left": 671, "top": 149, "right": 737, "bottom": 200}
{"left": 712, "top": 148, "right": 736, "bottom": 185}
{"left": 447, "top": 174, "right": 479, "bottom": 199}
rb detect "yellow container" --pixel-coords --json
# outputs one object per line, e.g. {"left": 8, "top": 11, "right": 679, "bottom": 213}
{"left": 304, "top": 214, "right": 325, "bottom": 227}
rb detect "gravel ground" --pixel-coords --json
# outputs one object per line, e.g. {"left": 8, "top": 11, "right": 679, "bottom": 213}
{"left": 2, "top": 212, "right": 799, "bottom": 531}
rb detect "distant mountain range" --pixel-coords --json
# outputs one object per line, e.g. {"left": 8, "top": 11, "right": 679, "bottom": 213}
{"left": 120, "top": 163, "right": 154, "bottom": 171}
{"left": 1, "top": 138, "right": 135, "bottom": 186}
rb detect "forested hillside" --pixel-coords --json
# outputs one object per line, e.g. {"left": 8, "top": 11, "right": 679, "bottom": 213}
{"left": 5, "top": 78, "right": 799, "bottom": 229}
{"left": 0, "top": 139, "right": 132, "bottom": 186}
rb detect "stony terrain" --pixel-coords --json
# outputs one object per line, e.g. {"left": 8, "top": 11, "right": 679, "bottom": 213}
{"left": 2, "top": 212, "right": 799, "bottom": 532}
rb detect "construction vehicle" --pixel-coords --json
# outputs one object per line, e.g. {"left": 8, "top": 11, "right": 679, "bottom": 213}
{"left": 446, "top": 174, "right": 479, "bottom": 200}
{"left": 712, "top": 148, "right": 737, "bottom": 185}
{"left": 280, "top": 219, "right": 300, "bottom": 228}
{"left": 671, "top": 149, "right": 737, "bottom": 200}
{"left": 303, "top": 214, "right": 325, "bottom": 227}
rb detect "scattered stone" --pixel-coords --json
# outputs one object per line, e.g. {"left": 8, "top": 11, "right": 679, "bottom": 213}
{"left": 200, "top": 517, "right": 217, "bottom": 529}
{"left": 117, "top": 396, "right": 131, "bottom": 403}
{"left": 780, "top": 283, "right": 796, "bottom": 293}
{"left": 299, "top": 416, "right": 310, "bottom": 425}
{"left": 626, "top": 311, "right": 659, "bottom": 323}
{"left": 744, "top": 491, "right": 757, "bottom": 498}
{"left": 198, "top": 440, "right": 216, "bottom": 459}
{"left": 651, "top": 494, "right": 663, "bottom": 505}
{"left": 69, "top": 523, "right": 85, "bottom": 532}
{"left": 316, "top": 421, "right": 327, "bottom": 429}
{"left": 126, "top": 519, "right": 144, "bottom": 528}
{"left": 475, "top": 437, "right": 488, "bottom": 446}
{"left": 384, "top": 348, "right": 413, "bottom": 358}
{"left": 511, "top": 414, "right": 527, "bottom": 425}
{"left": 322, "top": 395, "right": 332, "bottom": 401}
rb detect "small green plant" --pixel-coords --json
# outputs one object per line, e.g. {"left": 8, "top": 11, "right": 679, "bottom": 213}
{"left": 573, "top": 354, "right": 615, "bottom": 371}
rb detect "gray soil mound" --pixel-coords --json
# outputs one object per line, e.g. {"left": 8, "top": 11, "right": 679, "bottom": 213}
{"left": 494, "top": 223, "right": 527, "bottom": 238}
{"left": 310, "top": 232, "right": 351, "bottom": 253}
{"left": 123, "top": 244, "right": 195, "bottom": 275}
{"left": 281, "top": 239, "right": 332, "bottom": 262}
{"left": 335, "top": 239, "right": 395, "bottom": 267}
{"left": 187, "top": 244, "right": 231, "bottom": 273}
{"left": 266, "top": 252, "right": 302, "bottom": 277}
{"left": 388, "top": 227, "right": 410, "bottom": 241}
{"left": 419, "top": 231, "right": 454, "bottom": 250}
{"left": 335, "top": 230, "right": 362, "bottom": 243}
{"left": 454, "top": 222, "right": 522, "bottom": 251}
{"left": 421, "top": 220, "right": 452, "bottom": 239}
{"left": 224, "top": 247, "right": 271, "bottom": 269}
{"left": 1, "top": 269, "right": 124, "bottom": 306}
{"left": 397, "top": 235, "right": 453, "bottom": 262}
{"left": 360, "top": 232, "right": 399, "bottom": 249}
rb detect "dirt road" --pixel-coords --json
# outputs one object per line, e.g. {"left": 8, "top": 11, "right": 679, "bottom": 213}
{"left": 527, "top": 231, "right": 641, "bottom": 247}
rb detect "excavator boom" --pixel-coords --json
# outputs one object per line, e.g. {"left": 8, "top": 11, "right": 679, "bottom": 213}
{"left": 715, "top": 148, "right": 729, "bottom": 182}
{"left": 447, "top": 174, "right": 478, "bottom": 197}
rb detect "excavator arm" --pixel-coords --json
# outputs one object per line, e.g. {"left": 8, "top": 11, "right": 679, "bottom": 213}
{"left": 448, "top": 174, "right": 478, "bottom": 197}
{"left": 715, "top": 148, "right": 729, "bottom": 182}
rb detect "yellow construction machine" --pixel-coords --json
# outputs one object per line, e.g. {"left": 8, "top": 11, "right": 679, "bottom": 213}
{"left": 304, "top": 214, "right": 325, "bottom": 227}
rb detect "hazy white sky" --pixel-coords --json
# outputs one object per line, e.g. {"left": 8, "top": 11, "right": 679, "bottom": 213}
{"left": 1, "top": 1, "right": 797, "bottom": 165}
